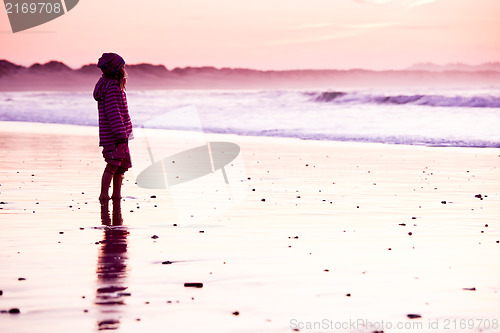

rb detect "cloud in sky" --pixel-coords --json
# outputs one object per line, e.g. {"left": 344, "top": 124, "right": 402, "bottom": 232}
{"left": 274, "top": 22, "right": 400, "bottom": 46}
{"left": 292, "top": 22, "right": 398, "bottom": 31}
{"left": 353, "top": 0, "right": 435, "bottom": 8}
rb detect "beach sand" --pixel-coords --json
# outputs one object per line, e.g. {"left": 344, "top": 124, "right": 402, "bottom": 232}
{"left": 0, "top": 121, "right": 499, "bottom": 333}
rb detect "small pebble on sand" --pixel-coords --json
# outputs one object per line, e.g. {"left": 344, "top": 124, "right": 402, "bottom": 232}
{"left": 407, "top": 314, "right": 422, "bottom": 319}
{"left": 184, "top": 282, "right": 203, "bottom": 288}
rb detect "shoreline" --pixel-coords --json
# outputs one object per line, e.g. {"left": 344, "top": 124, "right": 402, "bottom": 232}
{"left": 0, "top": 120, "right": 498, "bottom": 149}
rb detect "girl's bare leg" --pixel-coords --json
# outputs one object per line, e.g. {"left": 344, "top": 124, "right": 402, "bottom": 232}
{"left": 99, "top": 164, "right": 116, "bottom": 203}
{"left": 111, "top": 172, "right": 124, "bottom": 201}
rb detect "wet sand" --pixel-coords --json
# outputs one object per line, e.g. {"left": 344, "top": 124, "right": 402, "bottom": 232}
{"left": 0, "top": 121, "right": 499, "bottom": 333}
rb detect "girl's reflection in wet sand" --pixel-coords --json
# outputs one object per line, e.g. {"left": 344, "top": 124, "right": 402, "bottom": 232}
{"left": 96, "top": 200, "right": 129, "bottom": 331}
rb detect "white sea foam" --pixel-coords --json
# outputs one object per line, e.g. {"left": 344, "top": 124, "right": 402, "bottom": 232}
{"left": 0, "top": 88, "right": 499, "bottom": 147}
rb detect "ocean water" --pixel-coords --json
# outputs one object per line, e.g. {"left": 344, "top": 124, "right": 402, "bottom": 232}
{"left": 0, "top": 88, "right": 499, "bottom": 147}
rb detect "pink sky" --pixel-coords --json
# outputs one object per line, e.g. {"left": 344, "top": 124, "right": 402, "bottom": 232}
{"left": 1, "top": 0, "right": 499, "bottom": 70}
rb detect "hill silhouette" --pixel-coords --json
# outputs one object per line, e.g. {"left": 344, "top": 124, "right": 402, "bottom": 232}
{"left": 1, "top": 60, "right": 499, "bottom": 91}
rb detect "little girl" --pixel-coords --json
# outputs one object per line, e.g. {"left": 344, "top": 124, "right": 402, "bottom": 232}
{"left": 93, "top": 53, "right": 134, "bottom": 202}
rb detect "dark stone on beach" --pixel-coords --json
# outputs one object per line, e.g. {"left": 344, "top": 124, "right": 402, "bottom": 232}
{"left": 485, "top": 224, "right": 488, "bottom": 227}
{"left": 475, "top": 194, "right": 483, "bottom": 199}
{"left": 373, "top": 331, "right": 385, "bottom": 333}
{"left": 173, "top": 224, "right": 177, "bottom": 226}
{"left": 462, "top": 287, "right": 476, "bottom": 291}
{"left": 0, "top": 290, "right": 3, "bottom": 296}
{"left": 408, "top": 232, "right": 413, "bottom": 236}
{"left": 59, "top": 232, "right": 64, "bottom": 234}
{"left": 324, "top": 269, "right": 329, "bottom": 272}
{"left": 346, "top": 293, "right": 351, "bottom": 297}
{"left": 232, "top": 311, "right": 240, "bottom": 316}
{"left": 184, "top": 282, "right": 203, "bottom": 288}
{"left": 261, "top": 198, "right": 266, "bottom": 202}
{"left": 0, "top": 202, "right": 5, "bottom": 204}
{"left": 199, "top": 231, "right": 204, "bottom": 233}
{"left": 399, "top": 223, "right": 406, "bottom": 226}
{"left": 150, "top": 195, "right": 156, "bottom": 198}
{"left": 388, "top": 248, "right": 392, "bottom": 250}
{"left": 441, "top": 201, "right": 446, "bottom": 204}
{"left": 151, "top": 235, "right": 159, "bottom": 239}
{"left": 407, "top": 314, "right": 421, "bottom": 319}
{"left": 18, "top": 277, "right": 26, "bottom": 281}
{"left": 252, "top": 189, "right": 255, "bottom": 191}
{"left": 8, "top": 308, "right": 20, "bottom": 314}
{"left": 162, "top": 261, "right": 173, "bottom": 265}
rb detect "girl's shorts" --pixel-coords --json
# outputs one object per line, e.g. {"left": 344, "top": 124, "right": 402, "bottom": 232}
{"left": 102, "top": 142, "right": 132, "bottom": 173}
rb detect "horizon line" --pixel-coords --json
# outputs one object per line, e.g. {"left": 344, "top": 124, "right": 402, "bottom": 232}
{"left": 2, "top": 58, "right": 500, "bottom": 72}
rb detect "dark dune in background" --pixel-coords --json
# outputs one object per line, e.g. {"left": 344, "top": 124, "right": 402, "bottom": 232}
{"left": 0, "top": 59, "right": 499, "bottom": 91}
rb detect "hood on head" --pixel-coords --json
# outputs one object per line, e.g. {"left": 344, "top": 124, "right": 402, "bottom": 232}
{"left": 97, "top": 53, "right": 125, "bottom": 75}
